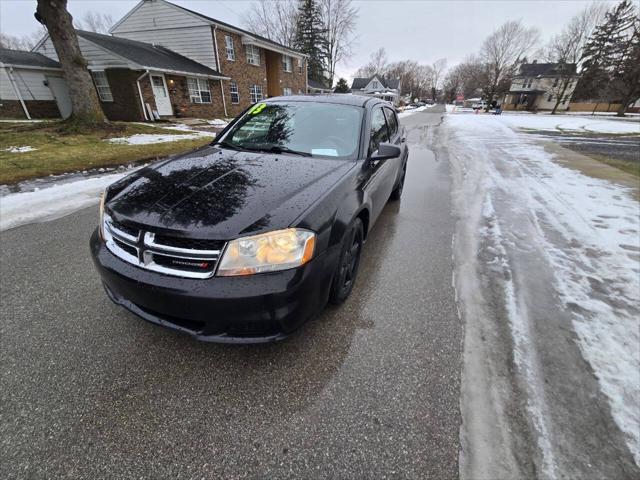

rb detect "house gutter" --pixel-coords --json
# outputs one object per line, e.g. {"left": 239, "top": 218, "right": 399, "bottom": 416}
{"left": 136, "top": 70, "right": 150, "bottom": 121}
{"left": 211, "top": 25, "right": 228, "bottom": 117}
{"left": 2, "top": 64, "right": 31, "bottom": 120}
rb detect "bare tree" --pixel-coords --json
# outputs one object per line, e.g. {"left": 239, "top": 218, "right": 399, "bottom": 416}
{"left": 355, "top": 47, "right": 388, "bottom": 77}
{"left": 430, "top": 58, "right": 447, "bottom": 100}
{"left": 75, "top": 11, "right": 115, "bottom": 34}
{"left": 244, "top": 0, "right": 299, "bottom": 48}
{"left": 0, "top": 27, "right": 47, "bottom": 51}
{"left": 35, "top": 0, "right": 106, "bottom": 124}
{"left": 546, "top": 3, "right": 606, "bottom": 114}
{"left": 319, "top": 0, "right": 358, "bottom": 85}
{"left": 480, "top": 20, "right": 540, "bottom": 105}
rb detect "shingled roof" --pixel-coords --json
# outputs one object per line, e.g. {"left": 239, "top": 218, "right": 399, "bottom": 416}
{"left": 516, "top": 62, "right": 577, "bottom": 77}
{"left": 0, "top": 48, "right": 61, "bottom": 69}
{"left": 351, "top": 76, "right": 400, "bottom": 91}
{"left": 77, "top": 30, "right": 226, "bottom": 78}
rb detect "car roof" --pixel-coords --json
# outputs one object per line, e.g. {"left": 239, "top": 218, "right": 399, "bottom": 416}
{"left": 264, "top": 94, "right": 388, "bottom": 109}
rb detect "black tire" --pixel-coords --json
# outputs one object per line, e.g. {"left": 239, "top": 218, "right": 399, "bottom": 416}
{"left": 329, "top": 218, "right": 364, "bottom": 305}
{"left": 390, "top": 162, "right": 407, "bottom": 201}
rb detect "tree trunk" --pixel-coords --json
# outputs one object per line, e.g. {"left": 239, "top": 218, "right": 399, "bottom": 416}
{"left": 35, "top": 0, "right": 106, "bottom": 124}
{"left": 551, "top": 79, "right": 570, "bottom": 115}
{"left": 616, "top": 97, "right": 632, "bottom": 117}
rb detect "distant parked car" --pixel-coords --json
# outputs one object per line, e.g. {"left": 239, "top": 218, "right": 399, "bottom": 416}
{"left": 472, "top": 101, "right": 487, "bottom": 110}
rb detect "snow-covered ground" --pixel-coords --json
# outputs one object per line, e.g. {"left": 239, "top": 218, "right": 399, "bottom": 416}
{"left": 444, "top": 112, "right": 640, "bottom": 475}
{"left": 398, "top": 105, "right": 428, "bottom": 118}
{"left": 496, "top": 113, "right": 639, "bottom": 134}
{"left": 0, "top": 168, "right": 138, "bottom": 231}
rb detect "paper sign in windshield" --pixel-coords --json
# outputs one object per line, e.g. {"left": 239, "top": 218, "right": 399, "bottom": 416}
{"left": 311, "top": 149, "right": 339, "bottom": 156}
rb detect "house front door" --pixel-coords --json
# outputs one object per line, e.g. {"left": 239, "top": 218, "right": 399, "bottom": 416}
{"left": 150, "top": 74, "right": 173, "bottom": 116}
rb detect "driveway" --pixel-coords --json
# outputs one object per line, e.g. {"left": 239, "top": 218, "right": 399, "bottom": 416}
{"left": 0, "top": 108, "right": 462, "bottom": 479}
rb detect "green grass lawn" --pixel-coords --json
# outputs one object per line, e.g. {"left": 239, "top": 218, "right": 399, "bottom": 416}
{"left": 0, "top": 121, "right": 212, "bottom": 184}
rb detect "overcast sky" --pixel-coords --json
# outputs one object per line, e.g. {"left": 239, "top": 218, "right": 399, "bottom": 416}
{"left": 1, "top": 0, "right": 617, "bottom": 81}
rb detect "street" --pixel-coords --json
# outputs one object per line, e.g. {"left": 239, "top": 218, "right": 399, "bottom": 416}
{"left": 0, "top": 110, "right": 462, "bottom": 479}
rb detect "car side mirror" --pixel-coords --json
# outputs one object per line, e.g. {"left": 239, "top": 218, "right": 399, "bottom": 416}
{"left": 370, "top": 142, "right": 401, "bottom": 162}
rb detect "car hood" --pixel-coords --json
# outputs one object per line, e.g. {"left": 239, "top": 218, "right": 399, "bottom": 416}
{"left": 106, "top": 145, "right": 354, "bottom": 239}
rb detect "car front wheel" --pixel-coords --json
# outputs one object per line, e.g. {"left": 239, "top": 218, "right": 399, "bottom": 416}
{"left": 329, "top": 218, "right": 364, "bottom": 305}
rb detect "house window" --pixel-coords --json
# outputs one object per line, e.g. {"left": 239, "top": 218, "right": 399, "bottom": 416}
{"left": 250, "top": 84, "right": 263, "bottom": 103}
{"left": 548, "top": 94, "right": 553, "bottom": 102}
{"left": 225, "top": 35, "right": 235, "bottom": 61}
{"left": 297, "top": 58, "right": 303, "bottom": 74}
{"left": 553, "top": 77, "right": 559, "bottom": 87}
{"left": 371, "top": 81, "right": 380, "bottom": 89}
{"left": 282, "top": 55, "right": 292, "bottom": 72}
{"left": 92, "top": 71, "right": 113, "bottom": 102}
{"left": 562, "top": 95, "right": 568, "bottom": 105}
{"left": 283, "top": 87, "right": 292, "bottom": 96}
{"left": 187, "top": 77, "right": 212, "bottom": 103}
{"left": 246, "top": 45, "right": 260, "bottom": 66}
{"left": 229, "top": 81, "right": 239, "bottom": 104}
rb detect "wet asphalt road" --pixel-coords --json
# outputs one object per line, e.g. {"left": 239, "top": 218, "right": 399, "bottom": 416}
{"left": 0, "top": 108, "right": 461, "bottom": 479}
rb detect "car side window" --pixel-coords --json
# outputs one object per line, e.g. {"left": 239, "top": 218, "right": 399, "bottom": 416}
{"left": 369, "top": 107, "right": 390, "bottom": 156}
{"left": 383, "top": 108, "right": 398, "bottom": 138}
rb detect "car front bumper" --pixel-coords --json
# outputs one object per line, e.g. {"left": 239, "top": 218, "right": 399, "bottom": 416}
{"left": 90, "top": 229, "right": 338, "bottom": 344}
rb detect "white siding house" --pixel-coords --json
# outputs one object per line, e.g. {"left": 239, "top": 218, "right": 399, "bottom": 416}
{"left": 110, "top": 0, "right": 218, "bottom": 69}
{"left": 0, "top": 48, "right": 68, "bottom": 119}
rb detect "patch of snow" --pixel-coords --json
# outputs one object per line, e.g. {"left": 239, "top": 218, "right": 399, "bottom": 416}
{"left": 207, "top": 119, "right": 229, "bottom": 127}
{"left": 3, "top": 146, "right": 37, "bottom": 153}
{"left": 0, "top": 169, "right": 138, "bottom": 231}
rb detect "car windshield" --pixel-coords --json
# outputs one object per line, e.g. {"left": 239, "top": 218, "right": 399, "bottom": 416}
{"left": 219, "top": 102, "right": 363, "bottom": 159}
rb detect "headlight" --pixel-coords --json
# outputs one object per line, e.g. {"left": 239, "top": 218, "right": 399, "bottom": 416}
{"left": 98, "top": 190, "right": 106, "bottom": 240}
{"left": 216, "top": 228, "right": 316, "bottom": 276}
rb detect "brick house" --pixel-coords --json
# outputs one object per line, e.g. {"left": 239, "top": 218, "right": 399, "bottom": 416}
{"left": 109, "top": 0, "right": 307, "bottom": 119}
{"left": 21, "top": 0, "right": 307, "bottom": 122}
{"left": 32, "top": 30, "right": 229, "bottom": 121}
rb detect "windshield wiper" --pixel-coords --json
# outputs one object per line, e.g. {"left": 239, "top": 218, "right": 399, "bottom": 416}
{"left": 217, "top": 141, "right": 251, "bottom": 152}
{"left": 256, "top": 145, "right": 312, "bottom": 157}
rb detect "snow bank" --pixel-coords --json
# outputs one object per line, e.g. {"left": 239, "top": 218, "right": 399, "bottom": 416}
{"left": 0, "top": 170, "right": 135, "bottom": 231}
{"left": 398, "top": 105, "right": 427, "bottom": 119}
{"left": 107, "top": 131, "right": 214, "bottom": 145}
{"left": 3, "top": 146, "right": 37, "bottom": 153}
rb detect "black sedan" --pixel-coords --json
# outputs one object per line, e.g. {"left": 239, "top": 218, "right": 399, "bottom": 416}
{"left": 91, "top": 95, "right": 409, "bottom": 343}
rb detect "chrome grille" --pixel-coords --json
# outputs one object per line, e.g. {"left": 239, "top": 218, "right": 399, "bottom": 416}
{"left": 103, "top": 214, "right": 224, "bottom": 279}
